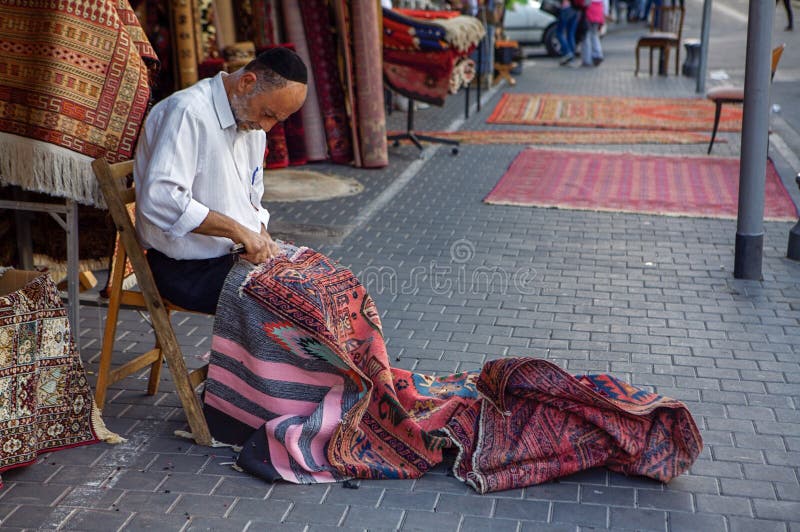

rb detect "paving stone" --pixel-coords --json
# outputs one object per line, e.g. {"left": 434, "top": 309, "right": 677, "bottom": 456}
{"left": 283, "top": 502, "right": 345, "bottom": 526}
{"left": 227, "top": 498, "right": 290, "bottom": 522}
{"left": 609, "top": 507, "right": 665, "bottom": 531}
{"left": 461, "top": 516, "right": 521, "bottom": 532}
{"left": 525, "top": 483, "right": 579, "bottom": 502}
{"left": 668, "top": 511, "right": 726, "bottom": 532}
{"left": 158, "top": 473, "right": 221, "bottom": 495}
{"left": 433, "top": 493, "right": 494, "bottom": 516}
{"left": 380, "top": 490, "right": 437, "bottom": 511}
{"left": 493, "top": 498, "right": 549, "bottom": 521}
{"left": 580, "top": 486, "right": 634, "bottom": 507}
{"left": 550, "top": 502, "right": 606, "bottom": 527}
{"left": 636, "top": 490, "right": 693, "bottom": 511}
{"left": 743, "top": 464, "right": 798, "bottom": 483}
{"left": 400, "top": 510, "right": 460, "bottom": 531}
{"left": 123, "top": 512, "right": 190, "bottom": 531}
{"left": 0, "top": 483, "right": 69, "bottom": 505}
{"left": 169, "top": 493, "right": 236, "bottom": 518}
{"left": 720, "top": 478, "right": 777, "bottom": 499}
{"left": 695, "top": 494, "right": 754, "bottom": 517}
{"left": 753, "top": 500, "right": 800, "bottom": 521}
{"left": 728, "top": 516, "right": 790, "bottom": 532}
{"left": 341, "top": 506, "right": 403, "bottom": 529}
{"left": 0, "top": 505, "right": 71, "bottom": 529}
{"left": 61, "top": 508, "right": 132, "bottom": 531}
{"left": 324, "top": 485, "right": 384, "bottom": 507}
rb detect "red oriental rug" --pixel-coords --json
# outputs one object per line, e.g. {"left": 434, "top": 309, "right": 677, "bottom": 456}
{"left": 388, "top": 129, "right": 716, "bottom": 145}
{"left": 0, "top": 272, "right": 119, "bottom": 488}
{"left": 205, "top": 244, "right": 702, "bottom": 491}
{"left": 484, "top": 149, "right": 798, "bottom": 221}
{"left": 488, "top": 93, "right": 743, "bottom": 132}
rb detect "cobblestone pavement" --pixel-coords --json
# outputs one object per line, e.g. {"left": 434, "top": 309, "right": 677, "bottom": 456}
{"left": 3, "top": 3, "right": 799, "bottom": 531}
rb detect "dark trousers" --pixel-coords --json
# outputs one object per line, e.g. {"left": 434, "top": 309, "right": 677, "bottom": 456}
{"left": 146, "top": 249, "right": 236, "bottom": 314}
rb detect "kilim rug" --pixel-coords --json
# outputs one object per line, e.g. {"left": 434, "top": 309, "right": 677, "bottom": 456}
{"left": 488, "top": 93, "right": 743, "bottom": 132}
{"left": 0, "top": 271, "right": 120, "bottom": 488}
{"left": 0, "top": 0, "right": 157, "bottom": 207}
{"left": 204, "top": 245, "right": 702, "bottom": 491}
{"left": 484, "top": 148, "right": 798, "bottom": 221}
{"left": 388, "top": 129, "right": 716, "bottom": 145}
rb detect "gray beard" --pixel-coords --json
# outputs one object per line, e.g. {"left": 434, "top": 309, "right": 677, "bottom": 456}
{"left": 230, "top": 93, "right": 261, "bottom": 131}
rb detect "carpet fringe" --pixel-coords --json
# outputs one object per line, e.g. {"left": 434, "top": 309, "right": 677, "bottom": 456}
{"left": 91, "top": 402, "right": 126, "bottom": 444}
{"left": 0, "top": 132, "right": 103, "bottom": 207}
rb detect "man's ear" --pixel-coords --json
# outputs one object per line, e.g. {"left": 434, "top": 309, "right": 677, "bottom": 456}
{"left": 239, "top": 71, "right": 258, "bottom": 93}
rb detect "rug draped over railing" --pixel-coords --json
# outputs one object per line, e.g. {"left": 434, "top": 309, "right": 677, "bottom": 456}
{"left": 0, "top": 272, "right": 120, "bottom": 489}
{"left": 204, "top": 246, "right": 703, "bottom": 493}
{"left": 0, "top": 0, "right": 157, "bottom": 207}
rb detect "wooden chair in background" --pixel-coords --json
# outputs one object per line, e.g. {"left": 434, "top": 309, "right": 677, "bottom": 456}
{"left": 706, "top": 44, "right": 786, "bottom": 154}
{"left": 91, "top": 158, "right": 212, "bottom": 446}
{"left": 635, "top": 5, "right": 685, "bottom": 76}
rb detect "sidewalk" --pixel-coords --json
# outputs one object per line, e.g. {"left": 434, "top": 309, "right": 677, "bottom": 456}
{"left": 2, "top": 11, "right": 799, "bottom": 532}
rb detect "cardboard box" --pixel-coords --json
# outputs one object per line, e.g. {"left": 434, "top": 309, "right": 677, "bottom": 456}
{"left": 0, "top": 269, "right": 44, "bottom": 297}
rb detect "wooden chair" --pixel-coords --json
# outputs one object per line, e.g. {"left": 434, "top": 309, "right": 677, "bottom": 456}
{"left": 707, "top": 44, "right": 786, "bottom": 154}
{"left": 91, "top": 158, "right": 212, "bottom": 446}
{"left": 635, "top": 5, "right": 685, "bottom": 76}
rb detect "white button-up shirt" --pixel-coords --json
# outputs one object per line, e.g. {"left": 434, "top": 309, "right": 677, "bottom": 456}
{"left": 133, "top": 72, "right": 269, "bottom": 260}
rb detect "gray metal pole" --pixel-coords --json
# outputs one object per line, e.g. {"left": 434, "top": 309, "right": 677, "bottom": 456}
{"left": 696, "top": 0, "right": 713, "bottom": 94}
{"left": 734, "top": 0, "right": 774, "bottom": 279}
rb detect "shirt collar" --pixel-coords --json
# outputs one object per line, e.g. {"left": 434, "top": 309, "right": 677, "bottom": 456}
{"left": 212, "top": 72, "right": 236, "bottom": 130}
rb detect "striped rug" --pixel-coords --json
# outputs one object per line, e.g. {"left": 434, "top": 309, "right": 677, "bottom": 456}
{"left": 488, "top": 93, "right": 743, "bottom": 132}
{"left": 388, "top": 129, "right": 716, "bottom": 145}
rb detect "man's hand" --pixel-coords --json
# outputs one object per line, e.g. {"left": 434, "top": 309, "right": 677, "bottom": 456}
{"left": 239, "top": 229, "right": 280, "bottom": 263}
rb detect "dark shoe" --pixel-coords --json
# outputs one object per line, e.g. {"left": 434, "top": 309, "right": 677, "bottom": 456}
{"left": 593, "top": 57, "right": 604, "bottom": 66}
{"left": 786, "top": 24, "right": 794, "bottom": 31}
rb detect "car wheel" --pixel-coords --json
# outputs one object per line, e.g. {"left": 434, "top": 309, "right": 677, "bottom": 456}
{"left": 543, "top": 23, "right": 561, "bottom": 57}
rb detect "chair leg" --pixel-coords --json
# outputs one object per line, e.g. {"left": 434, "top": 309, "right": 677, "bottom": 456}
{"left": 635, "top": 46, "right": 640, "bottom": 76}
{"left": 95, "top": 297, "right": 121, "bottom": 409}
{"left": 663, "top": 47, "right": 670, "bottom": 76}
{"left": 649, "top": 48, "right": 654, "bottom": 76}
{"left": 147, "top": 341, "right": 164, "bottom": 396}
{"left": 708, "top": 101, "right": 723, "bottom": 154}
{"left": 675, "top": 45, "right": 680, "bottom": 76}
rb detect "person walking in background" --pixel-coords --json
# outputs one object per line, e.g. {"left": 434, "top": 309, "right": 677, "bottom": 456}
{"left": 558, "top": 0, "right": 580, "bottom": 65}
{"left": 777, "top": 0, "right": 794, "bottom": 30}
{"left": 581, "top": 0, "right": 606, "bottom": 67}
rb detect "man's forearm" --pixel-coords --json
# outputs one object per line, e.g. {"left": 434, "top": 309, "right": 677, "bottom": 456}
{"left": 191, "top": 210, "right": 247, "bottom": 242}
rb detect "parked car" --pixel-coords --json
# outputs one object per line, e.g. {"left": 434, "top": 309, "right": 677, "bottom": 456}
{"left": 502, "top": 0, "right": 561, "bottom": 56}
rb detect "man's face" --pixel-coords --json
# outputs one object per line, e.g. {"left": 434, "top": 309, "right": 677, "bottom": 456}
{"left": 231, "top": 79, "right": 307, "bottom": 132}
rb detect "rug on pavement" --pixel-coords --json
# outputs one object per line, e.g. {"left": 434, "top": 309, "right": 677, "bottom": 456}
{"left": 388, "top": 129, "right": 716, "bottom": 145}
{"left": 487, "top": 93, "right": 743, "bottom": 132}
{"left": 0, "top": 271, "right": 120, "bottom": 488}
{"left": 483, "top": 148, "right": 798, "bottom": 221}
{"left": 204, "top": 245, "right": 703, "bottom": 492}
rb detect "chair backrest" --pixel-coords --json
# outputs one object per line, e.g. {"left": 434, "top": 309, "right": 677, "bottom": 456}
{"left": 92, "top": 158, "right": 176, "bottom": 337}
{"left": 771, "top": 43, "right": 786, "bottom": 81}
{"left": 653, "top": 6, "right": 685, "bottom": 37}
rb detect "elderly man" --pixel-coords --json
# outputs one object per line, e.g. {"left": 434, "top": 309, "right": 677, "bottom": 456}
{"left": 133, "top": 47, "right": 308, "bottom": 314}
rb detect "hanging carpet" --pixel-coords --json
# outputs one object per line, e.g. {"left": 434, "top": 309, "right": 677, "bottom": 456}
{"left": 204, "top": 246, "right": 702, "bottom": 492}
{"left": 0, "top": 0, "right": 157, "bottom": 207}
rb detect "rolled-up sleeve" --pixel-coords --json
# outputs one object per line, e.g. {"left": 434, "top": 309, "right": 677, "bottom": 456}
{"left": 136, "top": 105, "right": 209, "bottom": 237}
